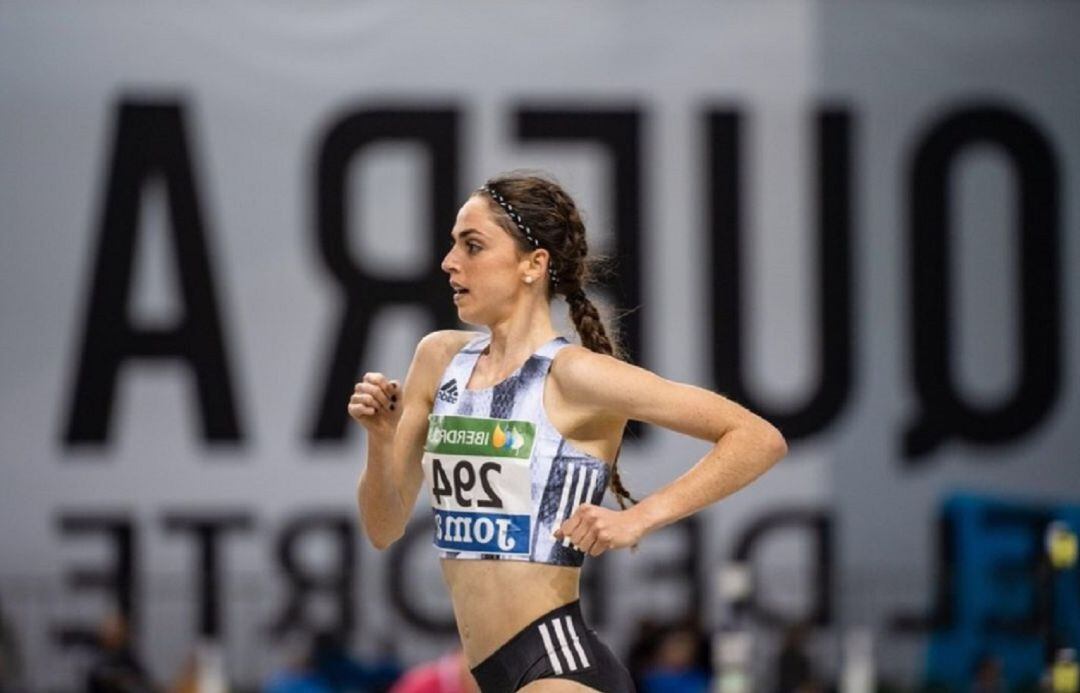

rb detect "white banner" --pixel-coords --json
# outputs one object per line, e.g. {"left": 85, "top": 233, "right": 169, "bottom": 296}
{"left": 1, "top": 1, "right": 1077, "bottom": 688}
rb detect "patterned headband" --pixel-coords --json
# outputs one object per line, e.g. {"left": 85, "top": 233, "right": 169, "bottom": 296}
{"left": 481, "top": 185, "right": 559, "bottom": 287}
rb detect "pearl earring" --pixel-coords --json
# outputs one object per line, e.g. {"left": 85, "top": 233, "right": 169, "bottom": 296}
{"left": 524, "top": 276, "right": 534, "bottom": 284}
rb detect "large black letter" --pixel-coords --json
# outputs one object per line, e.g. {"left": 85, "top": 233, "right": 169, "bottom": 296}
{"left": 890, "top": 510, "right": 957, "bottom": 634}
{"left": 65, "top": 100, "right": 242, "bottom": 447}
{"left": 638, "top": 517, "right": 706, "bottom": 619}
{"left": 731, "top": 508, "right": 832, "bottom": 627}
{"left": 162, "top": 512, "right": 254, "bottom": 638}
{"left": 905, "top": 104, "right": 1061, "bottom": 459}
{"left": 708, "top": 108, "right": 854, "bottom": 442}
{"left": 310, "top": 107, "right": 460, "bottom": 441}
{"left": 54, "top": 513, "right": 137, "bottom": 648}
{"left": 270, "top": 513, "right": 357, "bottom": 636}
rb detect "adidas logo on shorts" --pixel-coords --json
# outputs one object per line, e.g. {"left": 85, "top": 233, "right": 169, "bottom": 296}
{"left": 538, "top": 615, "right": 590, "bottom": 674}
{"left": 437, "top": 379, "right": 459, "bottom": 404}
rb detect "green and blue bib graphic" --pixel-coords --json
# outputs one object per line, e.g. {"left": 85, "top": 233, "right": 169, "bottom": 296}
{"left": 421, "top": 415, "right": 536, "bottom": 555}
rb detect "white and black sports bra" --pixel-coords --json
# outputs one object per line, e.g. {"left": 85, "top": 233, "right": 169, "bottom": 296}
{"left": 421, "top": 333, "right": 610, "bottom": 566}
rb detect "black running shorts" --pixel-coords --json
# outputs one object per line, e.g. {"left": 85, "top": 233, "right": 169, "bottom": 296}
{"left": 469, "top": 600, "right": 635, "bottom": 692}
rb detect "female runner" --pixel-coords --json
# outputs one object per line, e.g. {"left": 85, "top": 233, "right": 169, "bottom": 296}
{"left": 349, "top": 172, "right": 787, "bottom": 692}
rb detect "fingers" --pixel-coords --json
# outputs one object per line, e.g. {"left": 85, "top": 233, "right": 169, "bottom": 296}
{"left": 348, "top": 372, "right": 401, "bottom": 421}
{"left": 349, "top": 389, "right": 379, "bottom": 413}
{"left": 355, "top": 382, "right": 392, "bottom": 411}
{"left": 588, "top": 529, "right": 611, "bottom": 556}
{"left": 555, "top": 510, "right": 583, "bottom": 544}
{"left": 361, "top": 373, "right": 400, "bottom": 399}
{"left": 347, "top": 391, "right": 377, "bottom": 417}
{"left": 556, "top": 504, "right": 608, "bottom": 555}
{"left": 577, "top": 528, "right": 601, "bottom": 556}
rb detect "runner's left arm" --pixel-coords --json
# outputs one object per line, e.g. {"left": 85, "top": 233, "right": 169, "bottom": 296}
{"left": 551, "top": 347, "right": 787, "bottom": 554}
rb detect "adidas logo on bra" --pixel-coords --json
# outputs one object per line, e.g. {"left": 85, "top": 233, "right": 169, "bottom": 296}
{"left": 437, "top": 379, "right": 459, "bottom": 404}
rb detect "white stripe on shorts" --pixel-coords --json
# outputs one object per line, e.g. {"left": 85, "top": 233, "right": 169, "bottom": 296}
{"left": 538, "top": 622, "right": 563, "bottom": 675}
{"left": 551, "top": 616, "right": 577, "bottom": 671}
{"left": 564, "top": 616, "right": 590, "bottom": 668}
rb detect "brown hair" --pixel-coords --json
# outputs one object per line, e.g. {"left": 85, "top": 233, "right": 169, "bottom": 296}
{"left": 478, "top": 171, "right": 637, "bottom": 510}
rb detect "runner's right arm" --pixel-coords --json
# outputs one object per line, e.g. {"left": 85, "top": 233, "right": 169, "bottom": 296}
{"left": 351, "top": 330, "right": 473, "bottom": 549}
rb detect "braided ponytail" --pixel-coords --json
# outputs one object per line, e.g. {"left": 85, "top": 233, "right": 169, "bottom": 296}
{"left": 480, "top": 171, "right": 637, "bottom": 510}
{"left": 566, "top": 290, "right": 638, "bottom": 510}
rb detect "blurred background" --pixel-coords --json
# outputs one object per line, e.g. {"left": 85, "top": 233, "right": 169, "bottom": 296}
{"left": 2, "top": 1, "right": 1078, "bottom": 691}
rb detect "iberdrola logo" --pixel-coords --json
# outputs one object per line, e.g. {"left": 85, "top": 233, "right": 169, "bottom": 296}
{"left": 492, "top": 422, "right": 525, "bottom": 452}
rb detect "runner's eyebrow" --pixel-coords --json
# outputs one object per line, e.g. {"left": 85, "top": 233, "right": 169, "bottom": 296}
{"left": 451, "top": 228, "right": 485, "bottom": 241}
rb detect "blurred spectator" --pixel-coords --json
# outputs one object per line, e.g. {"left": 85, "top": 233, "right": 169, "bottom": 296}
{"left": 168, "top": 650, "right": 199, "bottom": 693}
{"left": 626, "top": 619, "right": 711, "bottom": 693}
{"left": 388, "top": 651, "right": 477, "bottom": 693}
{"left": 311, "top": 630, "right": 401, "bottom": 693}
{"left": 85, "top": 612, "right": 156, "bottom": 693}
{"left": 0, "top": 596, "right": 23, "bottom": 692}
{"left": 169, "top": 642, "right": 228, "bottom": 693}
{"left": 773, "top": 622, "right": 823, "bottom": 693}
{"left": 265, "top": 631, "right": 402, "bottom": 693}
{"left": 264, "top": 636, "right": 329, "bottom": 693}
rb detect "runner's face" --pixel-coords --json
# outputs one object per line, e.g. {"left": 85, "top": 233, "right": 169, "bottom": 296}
{"left": 441, "top": 195, "right": 530, "bottom": 325}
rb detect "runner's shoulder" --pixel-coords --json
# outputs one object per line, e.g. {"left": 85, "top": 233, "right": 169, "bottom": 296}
{"left": 415, "top": 330, "right": 484, "bottom": 374}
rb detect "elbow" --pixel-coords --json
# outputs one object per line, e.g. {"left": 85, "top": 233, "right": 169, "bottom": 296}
{"left": 363, "top": 525, "right": 403, "bottom": 551}
{"left": 763, "top": 424, "right": 788, "bottom": 464}
{"left": 368, "top": 533, "right": 397, "bottom": 551}
{"left": 356, "top": 486, "right": 406, "bottom": 550}
{"left": 357, "top": 508, "right": 405, "bottom": 551}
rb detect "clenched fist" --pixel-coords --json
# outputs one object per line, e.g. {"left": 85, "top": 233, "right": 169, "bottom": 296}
{"left": 553, "top": 504, "right": 645, "bottom": 556}
{"left": 348, "top": 372, "right": 402, "bottom": 438}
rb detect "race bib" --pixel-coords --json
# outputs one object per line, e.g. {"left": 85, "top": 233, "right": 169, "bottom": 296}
{"left": 421, "top": 415, "right": 535, "bottom": 555}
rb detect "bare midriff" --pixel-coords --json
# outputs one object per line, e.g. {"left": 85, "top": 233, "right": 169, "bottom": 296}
{"left": 441, "top": 558, "right": 581, "bottom": 667}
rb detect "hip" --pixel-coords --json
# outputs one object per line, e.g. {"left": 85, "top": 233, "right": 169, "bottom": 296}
{"left": 469, "top": 600, "right": 634, "bottom": 693}
{"left": 442, "top": 559, "right": 581, "bottom": 665}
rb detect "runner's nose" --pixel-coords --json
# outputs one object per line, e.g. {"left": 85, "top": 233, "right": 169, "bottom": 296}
{"left": 441, "top": 246, "right": 458, "bottom": 274}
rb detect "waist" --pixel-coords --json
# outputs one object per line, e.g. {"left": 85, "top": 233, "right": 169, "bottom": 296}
{"left": 441, "top": 559, "right": 581, "bottom": 665}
